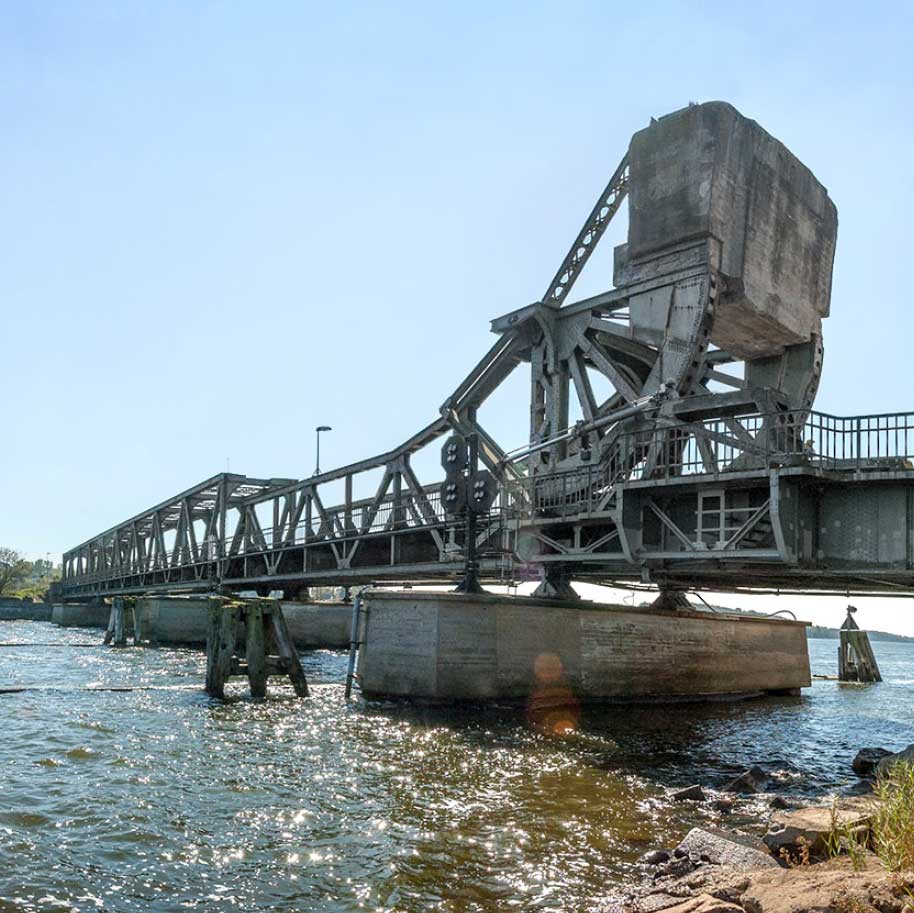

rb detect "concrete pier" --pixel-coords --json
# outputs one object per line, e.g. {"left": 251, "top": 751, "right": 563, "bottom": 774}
{"left": 356, "top": 592, "right": 811, "bottom": 704}
{"left": 0, "top": 598, "right": 52, "bottom": 621}
{"left": 50, "top": 595, "right": 351, "bottom": 650}
{"left": 135, "top": 596, "right": 351, "bottom": 648}
{"left": 51, "top": 602, "right": 110, "bottom": 628}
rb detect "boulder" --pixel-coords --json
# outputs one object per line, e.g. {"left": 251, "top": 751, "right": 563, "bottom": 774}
{"left": 647, "top": 894, "right": 743, "bottom": 913}
{"left": 674, "top": 828, "right": 779, "bottom": 871}
{"left": 639, "top": 849, "right": 671, "bottom": 866}
{"left": 671, "top": 785, "right": 706, "bottom": 802}
{"left": 762, "top": 800, "right": 874, "bottom": 856}
{"left": 877, "top": 743, "right": 914, "bottom": 779}
{"left": 724, "top": 766, "right": 769, "bottom": 794}
{"left": 852, "top": 747, "right": 893, "bottom": 778}
{"left": 740, "top": 857, "right": 913, "bottom": 913}
{"left": 655, "top": 856, "right": 696, "bottom": 879}
{"left": 843, "top": 779, "right": 875, "bottom": 797}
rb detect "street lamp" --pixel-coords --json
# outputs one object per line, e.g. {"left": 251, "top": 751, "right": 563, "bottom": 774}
{"left": 314, "top": 426, "right": 332, "bottom": 476}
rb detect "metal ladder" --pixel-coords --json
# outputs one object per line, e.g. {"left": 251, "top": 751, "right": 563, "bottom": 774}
{"left": 344, "top": 592, "right": 368, "bottom": 699}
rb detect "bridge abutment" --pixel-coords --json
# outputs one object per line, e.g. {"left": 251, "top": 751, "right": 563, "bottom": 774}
{"left": 355, "top": 591, "right": 811, "bottom": 704}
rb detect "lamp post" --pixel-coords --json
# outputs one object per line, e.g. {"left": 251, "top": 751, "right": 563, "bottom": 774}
{"left": 314, "top": 426, "right": 332, "bottom": 476}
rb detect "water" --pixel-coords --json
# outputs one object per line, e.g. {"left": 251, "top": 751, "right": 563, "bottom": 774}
{"left": 1, "top": 624, "right": 912, "bottom": 913}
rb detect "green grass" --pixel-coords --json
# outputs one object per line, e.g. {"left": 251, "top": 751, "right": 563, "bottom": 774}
{"left": 873, "top": 761, "right": 914, "bottom": 872}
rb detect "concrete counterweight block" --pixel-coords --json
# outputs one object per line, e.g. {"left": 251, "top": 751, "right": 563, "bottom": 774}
{"left": 356, "top": 591, "right": 811, "bottom": 704}
{"left": 617, "top": 101, "right": 838, "bottom": 360}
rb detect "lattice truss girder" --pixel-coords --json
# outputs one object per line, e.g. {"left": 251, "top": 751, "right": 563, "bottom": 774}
{"left": 61, "top": 106, "right": 846, "bottom": 595}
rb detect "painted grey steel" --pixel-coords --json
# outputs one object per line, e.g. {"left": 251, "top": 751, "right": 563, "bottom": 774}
{"left": 58, "top": 101, "right": 914, "bottom": 601}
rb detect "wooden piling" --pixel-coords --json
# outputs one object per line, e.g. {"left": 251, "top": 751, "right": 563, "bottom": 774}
{"left": 269, "top": 605, "right": 309, "bottom": 697}
{"left": 112, "top": 597, "right": 127, "bottom": 647}
{"left": 132, "top": 600, "right": 146, "bottom": 646}
{"left": 245, "top": 603, "right": 268, "bottom": 699}
{"left": 103, "top": 601, "right": 115, "bottom": 645}
{"left": 205, "top": 597, "right": 241, "bottom": 698}
{"left": 838, "top": 606, "right": 882, "bottom": 683}
{"left": 204, "top": 597, "right": 308, "bottom": 699}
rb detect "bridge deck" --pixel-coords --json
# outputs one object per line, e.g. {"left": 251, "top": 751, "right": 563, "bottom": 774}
{"left": 58, "top": 409, "right": 914, "bottom": 600}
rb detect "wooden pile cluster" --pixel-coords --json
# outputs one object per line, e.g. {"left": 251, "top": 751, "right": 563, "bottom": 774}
{"left": 205, "top": 597, "right": 309, "bottom": 699}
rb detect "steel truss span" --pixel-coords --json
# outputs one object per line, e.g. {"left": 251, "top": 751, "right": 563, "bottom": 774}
{"left": 58, "top": 102, "right": 914, "bottom": 600}
{"left": 59, "top": 407, "right": 914, "bottom": 599}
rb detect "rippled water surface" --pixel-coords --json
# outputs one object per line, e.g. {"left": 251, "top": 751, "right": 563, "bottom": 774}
{"left": 1, "top": 622, "right": 913, "bottom": 912}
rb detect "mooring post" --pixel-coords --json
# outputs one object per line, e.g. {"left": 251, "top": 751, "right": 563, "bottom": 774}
{"left": 344, "top": 592, "right": 363, "bottom": 699}
{"left": 245, "top": 602, "right": 268, "bottom": 699}
{"left": 103, "top": 600, "right": 116, "bottom": 645}
{"left": 268, "top": 602, "right": 309, "bottom": 697}
{"left": 131, "top": 599, "right": 148, "bottom": 646}
{"left": 838, "top": 605, "right": 882, "bottom": 683}
{"left": 205, "top": 597, "right": 240, "bottom": 699}
{"left": 112, "top": 596, "right": 127, "bottom": 647}
{"left": 204, "top": 597, "right": 309, "bottom": 699}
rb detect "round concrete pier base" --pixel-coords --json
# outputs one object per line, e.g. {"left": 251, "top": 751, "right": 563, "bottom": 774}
{"left": 356, "top": 591, "right": 811, "bottom": 704}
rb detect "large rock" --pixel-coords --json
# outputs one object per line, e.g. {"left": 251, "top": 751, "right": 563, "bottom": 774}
{"left": 638, "top": 849, "right": 671, "bottom": 866}
{"left": 740, "top": 857, "right": 913, "bottom": 913}
{"left": 670, "top": 784, "right": 705, "bottom": 802}
{"left": 762, "top": 800, "right": 874, "bottom": 855}
{"left": 723, "top": 766, "right": 769, "bottom": 794}
{"left": 877, "top": 743, "right": 914, "bottom": 779}
{"left": 647, "top": 895, "right": 743, "bottom": 913}
{"left": 675, "top": 828, "right": 778, "bottom": 871}
{"left": 852, "top": 747, "right": 893, "bottom": 779}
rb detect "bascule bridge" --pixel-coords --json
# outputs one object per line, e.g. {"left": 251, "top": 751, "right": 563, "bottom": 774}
{"left": 59, "top": 101, "right": 914, "bottom": 604}
{"left": 54, "top": 103, "right": 914, "bottom": 700}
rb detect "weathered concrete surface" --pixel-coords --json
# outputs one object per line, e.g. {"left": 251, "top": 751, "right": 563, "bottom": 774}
{"left": 618, "top": 101, "right": 837, "bottom": 359}
{"left": 137, "top": 596, "right": 210, "bottom": 645}
{"left": 357, "top": 592, "right": 811, "bottom": 703}
{"left": 0, "top": 598, "right": 52, "bottom": 621}
{"left": 52, "top": 602, "right": 110, "bottom": 628}
{"left": 282, "top": 603, "right": 351, "bottom": 649}
{"left": 133, "top": 597, "right": 350, "bottom": 648}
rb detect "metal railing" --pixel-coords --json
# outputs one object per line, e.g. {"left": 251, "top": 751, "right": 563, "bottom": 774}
{"left": 525, "top": 409, "right": 914, "bottom": 515}
{"left": 60, "top": 486, "right": 519, "bottom": 587}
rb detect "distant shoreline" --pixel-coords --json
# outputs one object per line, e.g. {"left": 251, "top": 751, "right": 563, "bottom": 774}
{"left": 698, "top": 604, "right": 914, "bottom": 643}
{"left": 806, "top": 626, "right": 914, "bottom": 643}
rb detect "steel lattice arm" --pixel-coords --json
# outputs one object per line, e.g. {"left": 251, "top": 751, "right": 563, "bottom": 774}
{"left": 541, "top": 153, "right": 629, "bottom": 307}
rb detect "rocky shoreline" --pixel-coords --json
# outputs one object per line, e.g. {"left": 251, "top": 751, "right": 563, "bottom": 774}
{"left": 608, "top": 744, "right": 914, "bottom": 913}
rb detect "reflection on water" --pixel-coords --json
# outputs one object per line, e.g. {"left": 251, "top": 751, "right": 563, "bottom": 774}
{"left": 1, "top": 623, "right": 912, "bottom": 912}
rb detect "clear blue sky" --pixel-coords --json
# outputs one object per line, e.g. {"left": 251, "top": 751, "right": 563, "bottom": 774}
{"left": 3, "top": 2, "right": 914, "bottom": 630}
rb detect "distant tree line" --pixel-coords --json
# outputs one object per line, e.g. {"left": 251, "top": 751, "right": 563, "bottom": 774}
{"left": 806, "top": 624, "right": 914, "bottom": 643}
{"left": 666, "top": 600, "right": 914, "bottom": 644}
{"left": 0, "top": 548, "right": 60, "bottom": 600}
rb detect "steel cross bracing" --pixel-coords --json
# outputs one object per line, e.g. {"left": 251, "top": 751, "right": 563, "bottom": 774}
{"left": 59, "top": 404, "right": 914, "bottom": 599}
{"left": 58, "top": 106, "right": 914, "bottom": 600}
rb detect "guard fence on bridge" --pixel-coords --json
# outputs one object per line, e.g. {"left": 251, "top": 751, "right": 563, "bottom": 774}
{"left": 58, "top": 409, "right": 914, "bottom": 599}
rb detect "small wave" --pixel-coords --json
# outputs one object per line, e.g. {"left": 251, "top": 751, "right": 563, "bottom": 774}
{"left": 0, "top": 811, "right": 52, "bottom": 827}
